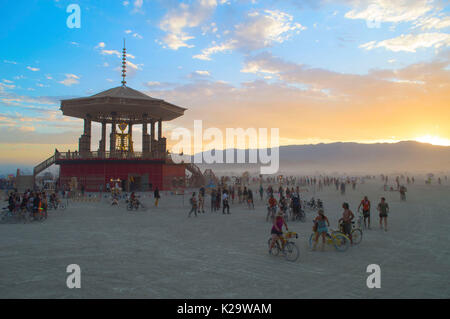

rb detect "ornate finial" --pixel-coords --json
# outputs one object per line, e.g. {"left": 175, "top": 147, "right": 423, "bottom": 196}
{"left": 121, "top": 39, "right": 127, "bottom": 86}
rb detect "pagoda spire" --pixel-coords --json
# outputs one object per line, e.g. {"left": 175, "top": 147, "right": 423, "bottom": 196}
{"left": 121, "top": 39, "right": 127, "bottom": 86}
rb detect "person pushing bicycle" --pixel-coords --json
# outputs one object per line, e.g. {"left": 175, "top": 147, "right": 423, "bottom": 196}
{"left": 339, "top": 202, "right": 354, "bottom": 245}
{"left": 312, "top": 209, "right": 330, "bottom": 251}
{"left": 357, "top": 196, "right": 371, "bottom": 229}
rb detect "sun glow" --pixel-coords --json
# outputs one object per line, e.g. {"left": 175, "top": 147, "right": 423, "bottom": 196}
{"left": 414, "top": 135, "right": 450, "bottom": 147}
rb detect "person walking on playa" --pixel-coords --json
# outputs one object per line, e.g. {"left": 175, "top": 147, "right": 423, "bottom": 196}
{"left": 312, "top": 209, "right": 330, "bottom": 251}
{"left": 247, "top": 188, "right": 254, "bottom": 209}
{"left": 198, "top": 186, "right": 205, "bottom": 213}
{"left": 154, "top": 187, "right": 160, "bottom": 207}
{"left": 339, "top": 203, "right": 354, "bottom": 245}
{"left": 399, "top": 185, "right": 407, "bottom": 201}
{"left": 358, "top": 196, "right": 371, "bottom": 229}
{"left": 266, "top": 194, "right": 277, "bottom": 222}
{"left": 340, "top": 181, "right": 346, "bottom": 195}
{"left": 210, "top": 189, "right": 216, "bottom": 212}
{"left": 377, "top": 197, "right": 389, "bottom": 231}
{"left": 188, "top": 192, "right": 198, "bottom": 217}
{"left": 222, "top": 190, "right": 230, "bottom": 214}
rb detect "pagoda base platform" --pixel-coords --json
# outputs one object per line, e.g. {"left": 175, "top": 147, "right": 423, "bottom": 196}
{"left": 56, "top": 158, "right": 186, "bottom": 192}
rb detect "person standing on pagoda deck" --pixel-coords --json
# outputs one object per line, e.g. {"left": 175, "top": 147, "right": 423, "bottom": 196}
{"left": 154, "top": 187, "right": 160, "bottom": 207}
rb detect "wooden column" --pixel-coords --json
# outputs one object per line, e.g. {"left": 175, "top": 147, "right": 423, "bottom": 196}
{"left": 128, "top": 121, "right": 133, "bottom": 153}
{"left": 158, "top": 119, "right": 162, "bottom": 140}
{"left": 142, "top": 114, "right": 150, "bottom": 154}
{"left": 99, "top": 121, "right": 106, "bottom": 155}
{"left": 110, "top": 112, "right": 117, "bottom": 155}
{"left": 79, "top": 114, "right": 92, "bottom": 156}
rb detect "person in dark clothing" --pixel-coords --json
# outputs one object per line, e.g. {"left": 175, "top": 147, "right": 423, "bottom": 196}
{"left": 154, "top": 187, "right": 160, "bottom": 207}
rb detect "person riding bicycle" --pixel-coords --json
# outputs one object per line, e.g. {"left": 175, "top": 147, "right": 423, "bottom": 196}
{"left": 266, "top": 194, "right": 277, "bottom": 221}
{"left": 339, "top": 202, "right": 354, "bottom": 245}
{"left": 312, "top": 209, "right": 330, "bottom": 251}
{"left": 269, "top": 211, "right": 289, "bottom": 253}
{"left": 129, "top": 192, "right": 139, "bottom": 208}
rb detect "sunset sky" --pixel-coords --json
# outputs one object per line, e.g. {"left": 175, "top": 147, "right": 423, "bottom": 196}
{"left": 0, "top": 0, "right": 449, "bottom": 169}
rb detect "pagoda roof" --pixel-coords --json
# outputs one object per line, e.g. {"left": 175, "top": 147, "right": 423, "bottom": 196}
{"left": 60, "top": 85, "right": 187, "bottom": 123}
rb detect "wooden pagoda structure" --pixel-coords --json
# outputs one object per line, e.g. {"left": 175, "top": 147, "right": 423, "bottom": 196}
{"left": 34, "top": 42, "right": 191, "bottom": 192}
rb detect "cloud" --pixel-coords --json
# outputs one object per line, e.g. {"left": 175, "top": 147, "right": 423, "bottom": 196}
{"left": 195, "top": 70, "right": 210, "bottom": 76}
{"left": 193, "top": 40, "right": 236, "bottom": 60}
{"left": 344, "top": 0, "right": 434, "bottom": 24}
{"left": 3, "top": 60, "right": 17, "bottom": 64}
{"left": 101, "top": 49, "right": 122, "bottom": 58}
{"left": 413, "top": 15, "right": 450, "bottom": 30}
{"left": 27, "top": 66, "right": 40, "bottom": 72}
{"left": 159, "top": 0, "right": 219, "bottom": 50}
{"left": 359, "top": 32, "right": 450, "bottom": 52}
{"left": 59, "top": 74, "right": 80, "bottom": 86}
{"left": 95, "top": 42, "right": 106, "bottom": 49}
{"left": 142, "top": 53, "right": 450, "bottom": 147}
{"left": 233, "top": 10, "right": 306, "bottom": 51}
{"left": 132, "top": 0, "right": 144, "bottom": 13}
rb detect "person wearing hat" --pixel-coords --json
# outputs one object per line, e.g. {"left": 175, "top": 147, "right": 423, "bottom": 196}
{"left": 269, "top": 209, "right": 289, "bottom": 254}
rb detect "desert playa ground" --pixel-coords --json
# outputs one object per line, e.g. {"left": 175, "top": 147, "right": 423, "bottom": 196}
{"left": 1, "top": 178, "right": 449, "bottom": 298}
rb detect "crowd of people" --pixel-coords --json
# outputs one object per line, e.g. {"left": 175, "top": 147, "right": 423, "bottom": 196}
{"left": 2, "top": 189, "right": 64, "bottom": 222}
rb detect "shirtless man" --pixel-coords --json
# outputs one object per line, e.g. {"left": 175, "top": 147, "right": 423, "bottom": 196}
{"left": 339, "top": 202, "right": 354, "bottom": 245}
{"left": 377, "top": 197, "right": 389, "bottom": 231}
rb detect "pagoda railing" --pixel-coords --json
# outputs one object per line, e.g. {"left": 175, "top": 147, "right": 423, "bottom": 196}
{"left": 55, "top": 151, "right": 168, "bottom": 161}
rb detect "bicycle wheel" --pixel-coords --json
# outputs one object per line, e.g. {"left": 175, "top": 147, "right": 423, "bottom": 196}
{"left": 351, "top": 229, "right": 363, "bottom": 245}
{"left": 268, "top": 238, "right": 280, "bottom": 256}
{"left": 126, "top": 204, "right": 133, "bottom": 211}
{"left": 332, "top": 232, "right": 350, "bottom": 252}
{"left": 59, "top": 203, "right": 66, "bottom": 211}
{"left": 284, "top": 242, "right": 299, "bottom": 262}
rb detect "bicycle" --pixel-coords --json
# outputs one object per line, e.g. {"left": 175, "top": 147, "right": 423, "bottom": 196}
{"left": 290, "top": 206, "right": 306, "bottom": 222}
{"left": 309, "top": 228, "right": 350, "bottom": 252}
{"left": 48, "top": 200, "right": 66, "bottom": 211}
{"left": 339, "top": 220, "right": 363, "bottom": 245}
{"left": 268, "top": 231, "right": 300, "bottom": 262}
{"left": 126, "top": 199, "right": 148, "bottom": 211}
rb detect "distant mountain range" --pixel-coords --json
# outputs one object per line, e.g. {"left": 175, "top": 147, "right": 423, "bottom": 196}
{"left": 1, "top": 141, "right": 449, "bottom": 176}
{"left": 192, "top": 141, "right": 450, "bottom": 175}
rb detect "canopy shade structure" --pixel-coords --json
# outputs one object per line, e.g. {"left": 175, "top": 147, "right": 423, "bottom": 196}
{"left": 60, "top": 86, "right": 187, "bottom": 124}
